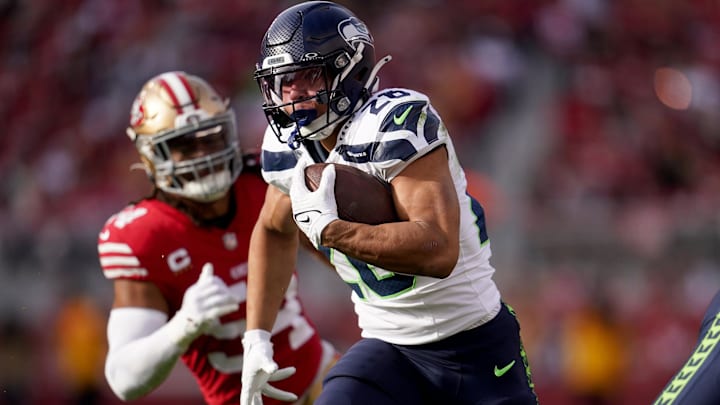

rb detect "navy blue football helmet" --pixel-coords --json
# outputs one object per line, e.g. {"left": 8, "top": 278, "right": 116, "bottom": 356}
{"left": 254, "top": 1, "right": 390, "bottom": 148}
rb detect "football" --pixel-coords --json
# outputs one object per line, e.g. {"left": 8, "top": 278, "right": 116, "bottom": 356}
{"left": 304, "top": 163, "right": 398, "bottom": 225}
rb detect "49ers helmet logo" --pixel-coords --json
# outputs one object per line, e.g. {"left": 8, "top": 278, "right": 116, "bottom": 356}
{"left": 130, "top": 96, "right": 145, "bottom": 127}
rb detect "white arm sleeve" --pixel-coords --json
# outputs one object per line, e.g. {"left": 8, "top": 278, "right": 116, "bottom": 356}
{"left": 104, "top": 307, "right": 198, "bottom": 401}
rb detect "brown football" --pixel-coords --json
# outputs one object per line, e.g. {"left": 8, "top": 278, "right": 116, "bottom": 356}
{"left": 304, "top": 163, "right": 398, "bottom": 225}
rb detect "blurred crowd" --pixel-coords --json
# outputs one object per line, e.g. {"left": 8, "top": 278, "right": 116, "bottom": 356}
{"left": 3, "top": 0, "right": 720, "bottom": 404}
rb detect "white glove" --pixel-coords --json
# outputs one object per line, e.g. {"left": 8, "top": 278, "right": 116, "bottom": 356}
{"left": 174, "top": 263, "right": 239, "bottom": 345}
{"left": 289, "top": 161, "right": 339, "bottom": 248}
{"left": 241, "top": 329, "right": 298, "bottom": 405}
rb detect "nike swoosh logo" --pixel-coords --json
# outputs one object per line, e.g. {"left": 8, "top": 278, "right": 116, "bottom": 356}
{"left": 393, "top": 105, "right": 413, "bottom": 125}
{"left": 494, "top": 360, "right": 516, "bottom": 377}
{"left": 99, "top": 230, "right": 110, "bottom": 240}
{"left": 294, "top": 210, "right": 322, "bottom": 224}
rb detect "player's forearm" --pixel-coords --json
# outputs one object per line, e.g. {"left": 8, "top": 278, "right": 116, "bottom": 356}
{"left": 104, "top": 308, "right": 195, "bottom": 401}
{"left": 246, "top": 224, "right": 299, "bottom": 331}
{"left": 322, "top": 219, "right": 458, "bottom": 278}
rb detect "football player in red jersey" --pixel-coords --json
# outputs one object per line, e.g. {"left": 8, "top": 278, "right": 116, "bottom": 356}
{"left": 98, "top": 71, "right": 336, "bottom": 405}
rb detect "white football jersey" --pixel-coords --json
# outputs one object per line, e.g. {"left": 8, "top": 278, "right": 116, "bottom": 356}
{"left": 261, "top": 88, "right": 501, "bottom": 345}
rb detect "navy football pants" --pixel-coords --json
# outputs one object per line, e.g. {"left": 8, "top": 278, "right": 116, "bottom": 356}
{"left": 315, "top": 302, "right": 538, "bottom": 405}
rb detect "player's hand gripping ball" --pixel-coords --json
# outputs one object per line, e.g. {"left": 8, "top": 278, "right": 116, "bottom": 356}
{"left": 304, "top": 163, "right": 398, "bottom": 225}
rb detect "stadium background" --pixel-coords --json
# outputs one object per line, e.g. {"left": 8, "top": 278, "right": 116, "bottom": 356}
{"left": 2, "top": 0, "right": 720, "bottom": 403}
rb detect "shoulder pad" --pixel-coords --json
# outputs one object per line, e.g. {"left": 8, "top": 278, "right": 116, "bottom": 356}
{"left": 355, "top": 88, "right": 440, "bottom": 143}
{"left": 336, "top": 88, "right": 446, "bottom": 171}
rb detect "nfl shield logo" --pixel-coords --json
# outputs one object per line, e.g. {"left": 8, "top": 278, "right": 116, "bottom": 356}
{"left": 222, "top": 232, "right": 238, "bottom": 250}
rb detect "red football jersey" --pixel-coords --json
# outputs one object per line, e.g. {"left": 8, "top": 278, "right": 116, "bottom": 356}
{"left": 97, "top": 173, "right": 323, "bottom": 405}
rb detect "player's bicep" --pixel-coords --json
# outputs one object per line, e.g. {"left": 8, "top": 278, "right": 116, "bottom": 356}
{"left": 112, "top": 279, "right": 168, "bottom": 314}
{"left": 391, "top": 146, "right": 459, "bottom": 240}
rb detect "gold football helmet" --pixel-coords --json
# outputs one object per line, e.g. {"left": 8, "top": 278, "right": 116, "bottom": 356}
{"left": 127, "top": 71, "right": 242, "bottom": 202}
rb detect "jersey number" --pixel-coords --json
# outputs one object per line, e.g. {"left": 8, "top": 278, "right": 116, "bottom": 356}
{"left": 361, "top": 89, "right": 411, "bottom": 115}
{"left": 320, "top": 248, "right": 415, "bottom": 299}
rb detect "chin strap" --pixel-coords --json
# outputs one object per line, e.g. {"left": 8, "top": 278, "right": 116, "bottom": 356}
{"left": 287, "top": 131, "right": 302, "bottom": 150}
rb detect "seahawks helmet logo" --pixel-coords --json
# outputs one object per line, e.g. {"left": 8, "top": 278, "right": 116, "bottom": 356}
{"left": 338, "top": 17, "right": 372, "bottom": 47}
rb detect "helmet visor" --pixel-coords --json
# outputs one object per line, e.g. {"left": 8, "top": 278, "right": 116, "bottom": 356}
{"left": 257, "top": 65, "right": 329, "bottom": 111}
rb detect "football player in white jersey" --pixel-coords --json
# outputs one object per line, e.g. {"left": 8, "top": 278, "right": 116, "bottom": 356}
{"left": 241, "top": 2, "right": 538, "bottom": 404}
{"left": 99, "top": 71, "right": 337, "bottom": 405}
